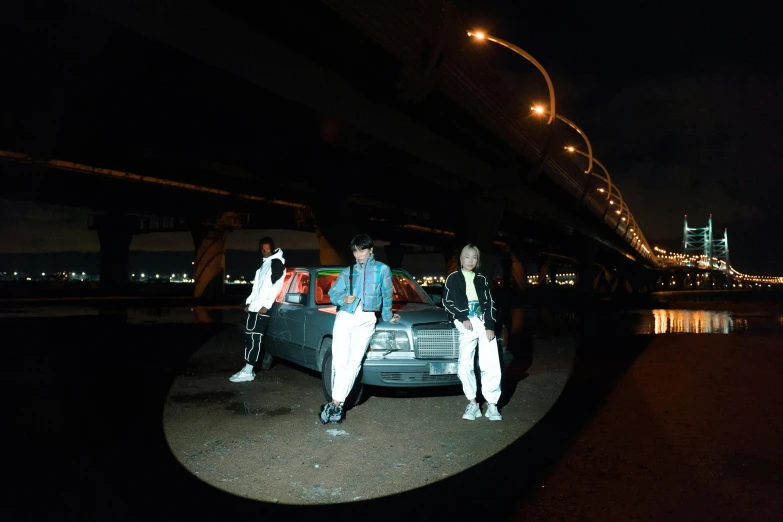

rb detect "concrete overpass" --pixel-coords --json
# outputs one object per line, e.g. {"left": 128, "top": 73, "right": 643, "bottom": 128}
{"left": 1, "top": 0, "right": 661, "bottom": 296}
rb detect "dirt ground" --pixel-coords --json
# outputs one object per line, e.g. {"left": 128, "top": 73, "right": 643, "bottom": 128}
{"left": 163, "top": 328, "right": 574, "bottom": 504}
{"left": 4, "top": 304, "right": 783, "bottom": 521}
{"left": 518, "top": 330, "right": 783, "bottom": 521}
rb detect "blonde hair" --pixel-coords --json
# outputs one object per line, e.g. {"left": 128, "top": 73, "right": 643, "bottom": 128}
{"left": 459, "top": 243, "right": 480, "bottom": 270}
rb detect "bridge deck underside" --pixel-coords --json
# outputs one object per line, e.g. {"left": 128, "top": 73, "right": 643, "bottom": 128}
{"left": 2, "top": 0, "right": 650, "bottom": 267}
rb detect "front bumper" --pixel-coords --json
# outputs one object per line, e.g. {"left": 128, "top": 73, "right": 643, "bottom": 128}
{"left": 361, "top": 351, "right": 514, "bottom": 387}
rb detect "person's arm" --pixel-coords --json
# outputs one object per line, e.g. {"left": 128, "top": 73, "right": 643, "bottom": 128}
{"left": 328, "top": 268, "right": 349, "bottom": 306}
{"left": 259, "top": 260, "right": 286, "bottom": 312}
{"left": 442, "top": 273, "right": 469, "bottom": 323}
{"left": 245, "top": 268, "right": 261, "bottom": 306}
{"left": 482, "top": 276, "right": 497, "bottom": 331}
{"left": 480, "top": 275, "right": 497, "bottom": 340}
{"left": 379, "top": 264, "right": 394, "bottom": 322}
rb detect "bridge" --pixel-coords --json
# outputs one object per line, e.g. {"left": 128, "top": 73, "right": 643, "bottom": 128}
{"left": 2, "top": 0, "right": 779, "bottom": 297}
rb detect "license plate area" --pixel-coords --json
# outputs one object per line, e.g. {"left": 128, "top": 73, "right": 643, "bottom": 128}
{"left": 429, "top": 362, "right": 458, "bottom": 375}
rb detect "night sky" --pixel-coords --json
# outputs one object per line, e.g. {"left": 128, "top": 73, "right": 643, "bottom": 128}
{"left": 1, "top": 0, "right": 782, "bottom": 275}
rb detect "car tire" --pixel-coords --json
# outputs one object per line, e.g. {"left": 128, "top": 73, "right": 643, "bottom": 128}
{"left": 260, "top": 352, "right": 274, "bottom": 370}
{"left": 321, "top": 343, "right": 363, "bottom": 408}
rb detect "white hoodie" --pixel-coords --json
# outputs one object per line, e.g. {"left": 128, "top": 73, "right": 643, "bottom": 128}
{"left": 245, "top": 248, "right": 286, "bottom": 313}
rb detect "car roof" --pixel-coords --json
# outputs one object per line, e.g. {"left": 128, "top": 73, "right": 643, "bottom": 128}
{"left": 286, "top": 266, "right": 412, "bottom": 274}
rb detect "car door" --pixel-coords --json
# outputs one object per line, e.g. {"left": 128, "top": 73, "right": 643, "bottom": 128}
{"left": 302, "top": 269, "right": 341, "bottom": 367}
{"left": 265, "top": 269, "right": 294, "bottom": 358}
{"left": 273, "top": 270, "right": 310, "bottom": 364}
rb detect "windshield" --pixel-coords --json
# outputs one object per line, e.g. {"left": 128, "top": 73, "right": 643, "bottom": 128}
{"left": 315, "top": 269, "right": 433, "bottom": 305}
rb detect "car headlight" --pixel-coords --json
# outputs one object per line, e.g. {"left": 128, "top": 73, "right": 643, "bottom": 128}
{"left": 368, "top": 330, "right": 411, "bottom": 353}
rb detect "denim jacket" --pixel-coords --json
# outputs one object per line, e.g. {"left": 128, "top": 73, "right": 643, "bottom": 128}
{"left": 328, "top": 254, "right": 394, "bottom": 322}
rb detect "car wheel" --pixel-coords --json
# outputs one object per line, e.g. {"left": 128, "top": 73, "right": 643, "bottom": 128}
{"left": 320, "top": 343, "right": 363, "bottom": 408}
{"left": 260, "top": 352, "right": 274, "bottom": 370}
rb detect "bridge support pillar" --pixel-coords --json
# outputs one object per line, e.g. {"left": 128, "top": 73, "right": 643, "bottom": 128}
{"left": 314, "top": 221, "right": 358, "bottom": 266}
{"left": 191, "top": 212, "right": 243, "bottom": 298}
{"left": 538, "top": 262, "right": 554, "bottom": 286}
{"left": 501, "top": 248, "right": 527, "bottom": 293}
{"left": 93, "top": 213, "right": 140, "bottom": 296}
{"left": 576, "top": 241, "right": 599, "bottom": 297}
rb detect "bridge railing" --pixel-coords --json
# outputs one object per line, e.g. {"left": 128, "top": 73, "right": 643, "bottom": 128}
{"left": 324, "top": 0, "right": 658, "bottom": 264}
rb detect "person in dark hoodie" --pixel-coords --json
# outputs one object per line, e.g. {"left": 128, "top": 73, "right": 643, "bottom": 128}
{"left": 229, "top": 237, "right": 286, "bottom": 383}
{"left": 442, "top": 243, "right": 502, "bottom": 421}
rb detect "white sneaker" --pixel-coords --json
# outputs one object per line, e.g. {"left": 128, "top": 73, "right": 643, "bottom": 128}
{"left": 229, "top": 369, "right": 255, "bottom": 382}
{"left": 485, "top": 403, "right": 502, "bottom": 421}
{"left": 462, "top": 403, "right": 482, "bottom": 420}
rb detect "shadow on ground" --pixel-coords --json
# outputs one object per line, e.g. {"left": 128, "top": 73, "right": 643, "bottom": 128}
{"left": 4, "top": 312, "right": 653, "bottom": 520}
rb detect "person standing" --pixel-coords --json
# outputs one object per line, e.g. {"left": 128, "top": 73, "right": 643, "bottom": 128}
{"left": 229, "top": 237, "right": 286, "bottom": 383}
{"left": 319, "top": 233, "right": 399, "bottom": 423}
{"left": 442, "top": 243, "right": 503, "bottom": 421}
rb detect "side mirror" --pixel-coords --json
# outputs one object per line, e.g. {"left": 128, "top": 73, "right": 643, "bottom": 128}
{"left": 284, "top": 293, "right": 307, "bottom": 305}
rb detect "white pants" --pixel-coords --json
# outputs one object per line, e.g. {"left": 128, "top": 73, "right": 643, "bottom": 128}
{"left": 455, "top": 316, "right": 502, "bottom": 404}
{"left": 331, "top": 309, "right": 376, "bottom": 403}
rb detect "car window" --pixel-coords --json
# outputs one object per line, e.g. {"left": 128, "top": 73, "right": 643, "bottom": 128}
{"left": 274, "top": 270, "right": 295, "bottom": 303}
{"left": 314, "top": 269, "right": 431, "bottom": 305}
{"left": 289, "top": 272, "right": 310, "bottom": 295}
{"left": 315, "top": 270, "right": 340, "bottom": 305}
{"left": 391, "top": 272, "right": 430, "bottom": 304}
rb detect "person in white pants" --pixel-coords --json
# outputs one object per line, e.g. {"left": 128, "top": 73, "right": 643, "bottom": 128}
{"left": 320, "top": 234, "right": 399, "bottom": 424}
{"left": 443, "top": 243, "right": 503, "bottom": 421}
{"left": 330, "top": 308, "right": 377, "bottom": 406}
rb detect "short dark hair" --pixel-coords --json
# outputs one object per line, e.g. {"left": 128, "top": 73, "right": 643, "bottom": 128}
{"left": 259, "top": 236, "right": 275, "bottom": 250}
{"left": 350, "top": 233, "right": 373, "bottom": 251}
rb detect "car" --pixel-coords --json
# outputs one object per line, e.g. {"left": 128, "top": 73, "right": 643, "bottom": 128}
{"left": 420, "top": 283, "right": 444, "bottom": 307}
{"left": 258, "top": 266, "right": 512, "bottom": 405}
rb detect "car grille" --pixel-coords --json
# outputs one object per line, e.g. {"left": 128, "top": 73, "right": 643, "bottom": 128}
{"left": 380, "top": 372, "right": 460, "bottom": 383}
{"left": 413, "top": 324, "right": 459, "bottom": 359}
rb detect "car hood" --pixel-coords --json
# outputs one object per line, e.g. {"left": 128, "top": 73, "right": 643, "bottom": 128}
{"left": 392, "top": 302, "right": 450, "bottom": 327}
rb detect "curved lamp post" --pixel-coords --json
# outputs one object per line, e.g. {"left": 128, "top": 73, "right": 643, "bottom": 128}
{"left": 564, "top": 150, "right": 650, "bottom": 257}
{"left": 565, "top": 147, "right": 610, "bottom": 199}
{"left": 534, "top": 108, "right": 593, "bottom": 173}
{"left": 467, "top": 31, "right": 556, "bottom": 125}
{"left": 614, "top": 200, "right": 631, "bottom": 232}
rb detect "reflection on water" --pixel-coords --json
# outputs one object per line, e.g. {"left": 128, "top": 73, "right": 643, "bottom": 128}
{"left": 509, "top": 308, "right": 773, "bottom": 337}
{"left": 2, "top": 302, "right": 782, "bottom": 336}
{"left": 648, "top": 309, "right": 735, "bottom": 334}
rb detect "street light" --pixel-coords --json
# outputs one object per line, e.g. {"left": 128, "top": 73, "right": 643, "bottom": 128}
{"left": 467, "top": 31, "right": 556, "bottom": 125}
{"left": 534, "top": 107, "right": 593, "bottom": 173}
{"left": 565, "top": 147, "right": 612, "bottom": 200}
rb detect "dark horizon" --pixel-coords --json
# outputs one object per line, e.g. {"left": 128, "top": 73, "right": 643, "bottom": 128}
{"left": 0, "top": 248, "right": 455, "bottom": 280}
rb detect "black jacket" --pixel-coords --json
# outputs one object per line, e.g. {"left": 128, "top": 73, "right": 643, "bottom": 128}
{"left": 442, "top": 270, "right": 496, "bottom": 330}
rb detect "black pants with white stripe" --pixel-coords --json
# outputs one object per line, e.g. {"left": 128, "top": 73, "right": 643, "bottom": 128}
{"left": 244, "top": 312, "right": 271, "bottom": 365}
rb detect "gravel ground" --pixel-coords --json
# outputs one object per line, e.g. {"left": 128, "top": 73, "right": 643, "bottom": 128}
{"left": 5, "top": 305, "right": 782, "bottom": 521}
{"left": 163, "top": 327, "right": 575, "bottom": 504}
